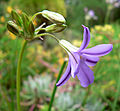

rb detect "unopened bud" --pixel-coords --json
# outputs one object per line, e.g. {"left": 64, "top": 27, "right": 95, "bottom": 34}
{"left": 11, "top": 10, "right": 22, "bottom": 26}
{"left": 41, "top": 10, "right": 66, "bottom": 24}
{"left": 45, "top": 24, "right": 66, "bottom": 33}
{"left": 21, "top": 12, "right": 30, "bottom": 33}
{"left": 7, "top": 21, "right": 19, "bottom": 36}
{"left": 28, "top": 21, "right": 35, "bottom": 36}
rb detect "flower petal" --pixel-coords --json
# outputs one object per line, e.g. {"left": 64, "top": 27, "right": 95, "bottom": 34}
{"left": 78, "top": 25, "right": 90, "bottom": 51}
{"left": 81, "top": 44, "right": 113, "bottom": 57}
{"left": 77, "top": 59, "right": 94, "bottom": 87}
{"left": 82, "top": 54, "right": 99, "bottom": 66}
{"left": 59, "top": 39, "right": 79, "bottom": 52}
{"left": 56, "top": 61, "right": 71, "bottom": 86}
{"left": 69, "top": 52, "right": 80, "bottom": 78}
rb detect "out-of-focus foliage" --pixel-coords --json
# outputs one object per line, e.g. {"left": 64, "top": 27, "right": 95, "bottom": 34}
{"left": 21, "top": 75, "right": 52, "bottom": 110}
{"left": 66, "top": 0, "right": 106, "bottom": 28}
{"left": 9, "top": 0, "right": 66, "bottom": 16}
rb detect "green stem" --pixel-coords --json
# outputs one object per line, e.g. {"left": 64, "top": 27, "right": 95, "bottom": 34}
{"left": 16, "top": 40, "right": 27, "bottom": 111}
{"left": 105, "top": 6, "right": 112, "bottom": 24}
{"left": 31, "top": 12, "right": 42, "bottom": 21}
{"left": 81, "top": 86, "right": 91, "bottom": 107}
{"left": 48, "top": 59, "right": 67, "bottom": 111}
{"left": 35, "top": 33, "right": 59, "bottom": 43}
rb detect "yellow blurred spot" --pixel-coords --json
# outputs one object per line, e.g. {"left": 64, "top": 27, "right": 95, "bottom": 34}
{"left": 54, "top": 73, "right": 58, "bottom": 78}
{"left": 94, "top": 25, "right": 102, "bottom": 31}
{"left": 16, "top": 9, "right": 22, "bottom": 14}
{"left": 118, "top": 34, "right": 120, "bottom": 39}
{"left": 96, "top": 36, "right": 103, "bottom": 41}
{"left": 58, "top": 58, "right": 64, "bottom": 65}
{"left": 33, "top": 20, "right": 37, "bottom": 26}
{"left": 7, "top": 6, "right": 12, "bottom": 13}
{"left": 72, "top": 40, "right": 82, "bottom": 47}
{"left": 9, "top": 31, "right": 16, "bottom": 40}
{"left": 91, "top": 28, "right": 95, "bottom": 33}
{"left": 104, "top": 24, "right": 112, "bottom": 30}
{"left": 0, "top": 16, "right": 5, "bottom": 23}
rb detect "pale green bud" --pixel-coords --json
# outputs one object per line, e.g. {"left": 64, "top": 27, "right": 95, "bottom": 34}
{"left": 41, "top": 10, "right": 66, "bottom": 24}
{"left": 45, "top": 24, "right": 66, "bottom": 33}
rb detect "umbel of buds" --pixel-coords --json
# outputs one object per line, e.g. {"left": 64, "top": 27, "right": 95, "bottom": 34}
{"left": 7, "top": 10, "right": 66, "bottom": 41}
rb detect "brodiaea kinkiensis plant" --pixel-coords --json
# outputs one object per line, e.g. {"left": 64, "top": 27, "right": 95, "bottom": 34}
{"left": 7, "top": 10, "right": 113, "bottom": 111}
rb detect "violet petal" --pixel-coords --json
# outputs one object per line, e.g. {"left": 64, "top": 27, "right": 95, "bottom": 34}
{"left": 81, "top": 44, "right": 113, "bottom": 57}
{"left": 78, "top": 25, "right": 90, "bottom": 51}
{"left": 82, "top": 54, "right": 99, "bottom": 66}
{"left": 69, "top": 52, "right": 80, "bottom": 78}
{"left": 77, "top": 59, "right": 94, "bottom": 87}
{"left": 56, "top": 61, "right": 71, "bottom": 86}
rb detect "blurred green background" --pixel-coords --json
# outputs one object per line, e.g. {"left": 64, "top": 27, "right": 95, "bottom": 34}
{"left": 0, "top": 0, "right": 120, "bottom": 111}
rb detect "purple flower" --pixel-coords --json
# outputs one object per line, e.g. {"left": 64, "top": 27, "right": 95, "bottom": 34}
{"left": 56, "top": 25, "right": 113, "bottom": 87}
{"left": 88, "top": 10, "right": 95, "bottom": 17}
{"left": 84, "top": 9, "right": 98, "bottom": 20}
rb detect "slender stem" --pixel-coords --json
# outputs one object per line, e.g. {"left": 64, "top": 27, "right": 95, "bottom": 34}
{"left": 48, "top": 59, "right": 67, "bottom": 111}
{"left": 35, "top": 33, "right": 59, "bottom": 43}
{"left": 16, "top": 40, "right": 27, "bottom": 111}
{"left": 81, "top": 86, "right": 91, "bottom": 107}
{"left": 31, "top": 12, "right": 42, "bottom": 21}
{"left": 105, "top": 6, "right": 112, "bottom": 24}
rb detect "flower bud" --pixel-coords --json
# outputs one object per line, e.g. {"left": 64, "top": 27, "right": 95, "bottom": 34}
{"left": 45, "top": 24, "right": 66, "bottom": 33}
{"left": 7, "top": 21, "right": 19, "bottom": 36}
{"left": 21, "top": 12, "right": 30, "bottom": 33}
{"left": 11, "top": 10, "right": 22, "bottom": 26}
{"left": 41, "top": 10, "right": 66, "bottom": 24}
{"left": 28, "top": 21, "right": 35, "bottom": 36}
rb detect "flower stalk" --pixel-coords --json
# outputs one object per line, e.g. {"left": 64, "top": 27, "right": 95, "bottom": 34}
{"left": 34, "top": 33, "right": 59, "bottom": 43}
{"left": 16, "top": 40, "right": 27, "bottom": 111}
{"left": 48, "top": 59, "right": 67, "bottom": 111}
{"left": 105, "top": 6, "right": 112, "bottom": 24}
